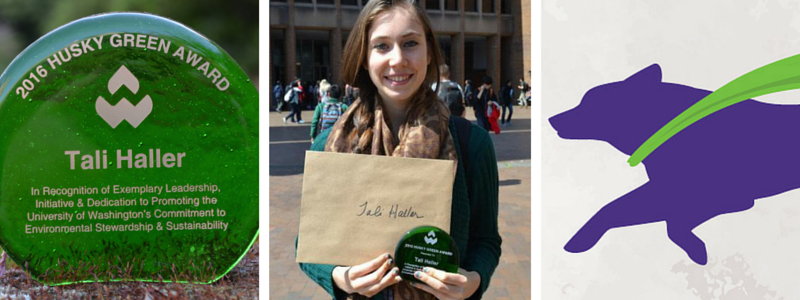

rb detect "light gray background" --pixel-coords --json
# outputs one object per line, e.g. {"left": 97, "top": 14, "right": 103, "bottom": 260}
{"left": 543, "top": 0, "right": 800, "bottom": 299}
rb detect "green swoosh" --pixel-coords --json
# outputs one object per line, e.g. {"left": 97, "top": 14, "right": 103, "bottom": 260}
{"left": 628, "top": 54, "right": 800, "bottom": 166}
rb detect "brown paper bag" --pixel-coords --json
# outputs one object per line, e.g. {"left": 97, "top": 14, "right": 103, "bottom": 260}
{"left": 296, "top": 151, "right": 456, "bottom": 266}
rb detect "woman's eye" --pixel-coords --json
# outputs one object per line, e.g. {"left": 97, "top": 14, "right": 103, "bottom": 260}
{"left": 373, "top": 43, "right": 389, "bottom": 51}
{"left": 403, "top": 40, "right": 419, "bottom": 48}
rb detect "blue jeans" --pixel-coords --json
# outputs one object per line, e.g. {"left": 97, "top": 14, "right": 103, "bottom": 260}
{"left": 285, "top": 102, "right": 303, "bottom": 122}
{"left": 502, "top": 103, "right": 513, "bottom": 124}
{"left": 474, "top": 105, "right": 491, "bottom": 130}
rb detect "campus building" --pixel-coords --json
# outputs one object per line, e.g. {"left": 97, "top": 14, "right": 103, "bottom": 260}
{"left": 269, "top": 0, "right": 530, "bottom": 91}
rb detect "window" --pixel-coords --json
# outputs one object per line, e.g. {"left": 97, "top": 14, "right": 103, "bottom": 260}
{"left": 272, "top": 38, "right": 284, "bottom": 83}
{"left": 318, "top": 0, "right": 335, "bottom": 4}
{"left": 500, "top": 0, "right": 510, "bottom": 13}
{"left": 439, "top": 39, "right": 452, "bottom": 66}
{"left": 465, "top": 0, "right": 478, "bottom": 12}
{"left": 426, "top": 0, "right": 440, "bottom": 10}
{"left": 481, "top": 0, "right": 493, "bottom": 13}
{"left": 342, "top": 0, "right": 357, "bottom": 5}
{"left": 296, "top": 39, "right": 331, "bottom": 83}
{"left": 445, "top": 0, "right": 457, "bottom": 11}
{"left": 314, "top": 41, "right": 330, "bottom": 66}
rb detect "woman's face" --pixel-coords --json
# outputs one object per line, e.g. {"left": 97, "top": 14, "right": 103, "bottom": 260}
{"left": 366, "top": 8, "right": 430, "bottom": 107}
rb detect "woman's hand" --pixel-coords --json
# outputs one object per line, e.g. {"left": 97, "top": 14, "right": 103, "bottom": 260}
{"left": 332, "top": 253, "right": 402, "bottom": 297}
{"left": 411, "top": 267, "right": 481, "bottom": 300}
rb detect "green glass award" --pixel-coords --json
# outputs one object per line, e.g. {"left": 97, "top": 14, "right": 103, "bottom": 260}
{"left": 394, "top": 226, "right": 459, "bottom": 283}
{"left": 0, "top": 13, "right": 258, "bottom": 284}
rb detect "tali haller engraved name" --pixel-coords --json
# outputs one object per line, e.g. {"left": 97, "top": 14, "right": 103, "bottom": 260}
{"left": 356, "top": 201, "right": 424, "bottom": 219}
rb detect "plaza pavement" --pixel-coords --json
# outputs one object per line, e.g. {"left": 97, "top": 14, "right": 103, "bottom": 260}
{"left": 269, "top": 104, "right": 532, "bottom": 300}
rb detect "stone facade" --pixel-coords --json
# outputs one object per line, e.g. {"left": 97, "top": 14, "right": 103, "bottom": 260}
{"left": 269, "top": 0, "right": 531, "bottom": 92}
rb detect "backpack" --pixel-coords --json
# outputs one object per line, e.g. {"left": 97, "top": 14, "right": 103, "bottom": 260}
{"left": 283, "top": 89, "right": 293, "bottom": 102}
{"left": 436, "top": 81, "right": 460, "bottom": 100}
{"left": 442, "top": 89, "right": 464, "bottom": 117}
{"left": 318, "top": 102, "right": 344, "bottom": 132}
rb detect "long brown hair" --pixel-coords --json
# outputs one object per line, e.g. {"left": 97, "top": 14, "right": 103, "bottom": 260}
{"left": 341, "top": 0, "right": 445, "bottom": 125}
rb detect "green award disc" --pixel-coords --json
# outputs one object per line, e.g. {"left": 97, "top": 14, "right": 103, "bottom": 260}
{"left": 394, "top": 226, "right": 459, "bottom": 283}
{"left": 0, "top": 13, "right": 258, "bottom": 284}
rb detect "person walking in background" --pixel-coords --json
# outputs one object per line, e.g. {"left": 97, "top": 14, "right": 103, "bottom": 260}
{"left": 464, "top": 79, "right": 475, "bottom": 107}
{"left": 273, "top": 80, "right": 284, "bottom": 112}
{"left": 431, "top": 64, "right": 463, "bottom": 101}
{"left": 500, "top": 80, "right": 514, "bottom": 126}
{"left": 517, "top": 78, "right": 530, "bottom": 108}
{"left": 283, "top": 80, "right": 305, "bottom": 124}
{"left": 310, "top": 84, "right": 348, "bottom": 143}
{"left": 475, "top": 76, "right": 495, "bottom": 131}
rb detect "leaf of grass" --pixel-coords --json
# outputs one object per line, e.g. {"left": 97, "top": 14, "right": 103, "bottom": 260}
{"left": 629, "top": 54, "right": 800, "bottom": 166}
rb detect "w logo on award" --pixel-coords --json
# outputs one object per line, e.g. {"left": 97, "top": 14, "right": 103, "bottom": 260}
{"left": 96, "top": 65, "right": 153, "bottom": 128}
{"left": 424, "top": 231, "right": 438, "bottom": 245}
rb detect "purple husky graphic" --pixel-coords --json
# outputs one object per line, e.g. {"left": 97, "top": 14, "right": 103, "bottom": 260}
{"left": 550, "top": 64, "right": 800, "bottom": 265}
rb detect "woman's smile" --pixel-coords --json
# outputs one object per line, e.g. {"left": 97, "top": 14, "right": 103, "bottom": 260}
{"left": 385, "top": 74, "right": 413, "bottom": 85}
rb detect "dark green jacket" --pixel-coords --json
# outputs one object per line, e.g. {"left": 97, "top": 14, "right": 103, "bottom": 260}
{"left": 298, "top": 118, "right": 502, "bottom": 300}
{"left": 310, "top": 97, "right": 349, "bottom": 139}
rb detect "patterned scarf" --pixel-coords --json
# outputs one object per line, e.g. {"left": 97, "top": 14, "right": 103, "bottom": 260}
{"left": 327, "top": 89, "right": 455, "bottom": 300}
{"left": 325, "top": 89, "right": 456, "bottom": 161}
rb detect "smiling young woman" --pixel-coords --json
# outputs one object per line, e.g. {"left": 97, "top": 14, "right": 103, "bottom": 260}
{"left": 297, "top": 0, "right": 502, "bottom": 299}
